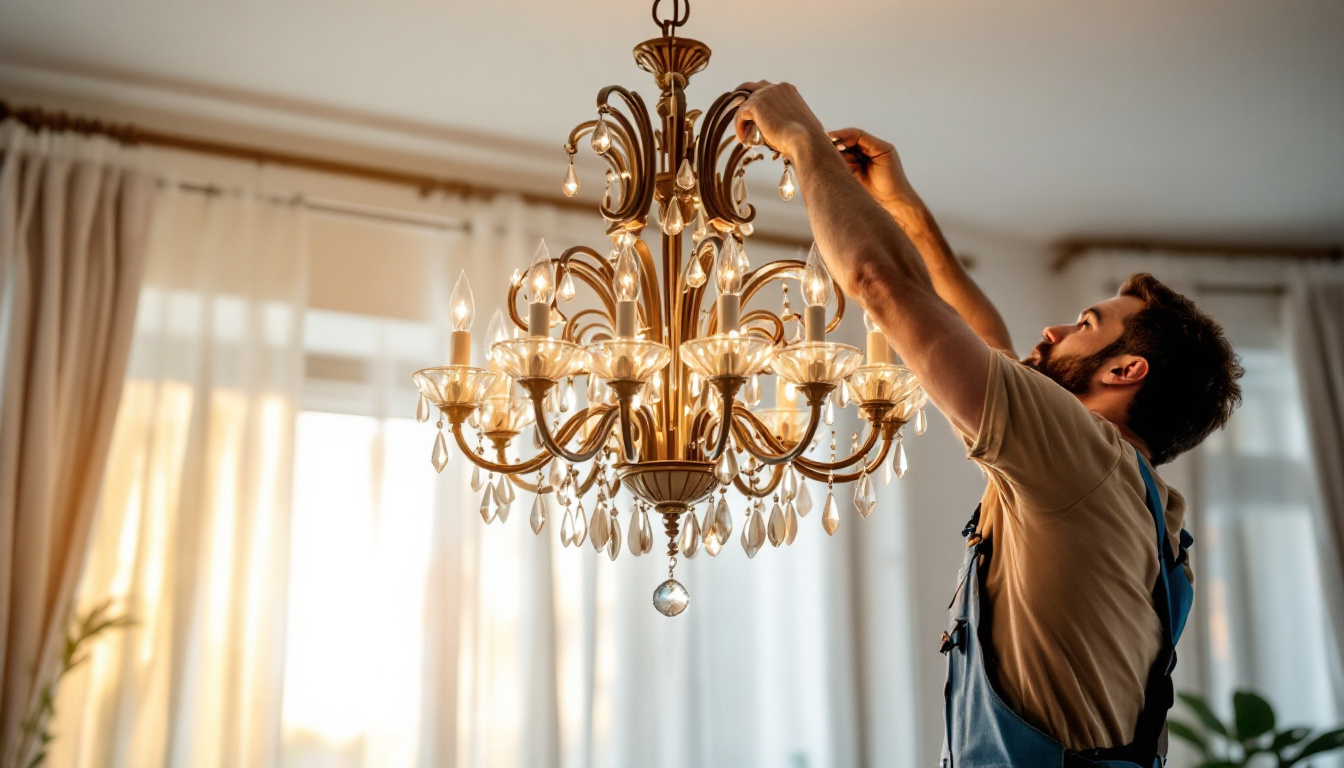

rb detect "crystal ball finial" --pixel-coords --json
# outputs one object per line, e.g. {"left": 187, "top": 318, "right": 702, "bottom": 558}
{"left": 652, "top": 578, "right": 690, "bottom": 616}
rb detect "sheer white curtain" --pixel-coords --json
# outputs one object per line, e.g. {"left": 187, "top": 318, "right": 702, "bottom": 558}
{"left": 47, "top": 184, "right": 308, "bottom": 768}
{"left": 0, "top": 125, "right": 156, "bottom": 768}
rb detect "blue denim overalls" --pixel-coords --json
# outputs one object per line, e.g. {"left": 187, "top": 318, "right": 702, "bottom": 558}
{"left": 940, "top": 455, "right": 1195, "bottom": 768}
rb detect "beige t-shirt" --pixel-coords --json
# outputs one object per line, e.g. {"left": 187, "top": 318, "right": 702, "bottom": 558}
{"left": 960, "top": 350, "right": 1190, "bottom": 751}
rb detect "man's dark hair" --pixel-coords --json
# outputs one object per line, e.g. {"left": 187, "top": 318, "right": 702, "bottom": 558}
{"left": 1115, "top": 272, "right": 1243, "bottom": 465}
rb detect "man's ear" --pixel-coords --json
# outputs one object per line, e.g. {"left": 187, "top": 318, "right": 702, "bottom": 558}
{"left": 1101, "top": 355, "right": 1148, "bottom": 387}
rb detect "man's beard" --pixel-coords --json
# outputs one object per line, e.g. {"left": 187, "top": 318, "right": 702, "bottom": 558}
{"left": 1021, "top": 340, "right": 1122, "bottom": 395}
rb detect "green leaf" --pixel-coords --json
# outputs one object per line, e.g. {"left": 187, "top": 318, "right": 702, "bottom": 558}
{"left": 1180, "top": 692, "right": 1231, "bottom": 739}
{"left": 1289, "top": 728, "right": 1344, "bottom": 765}
{"left": 1168, "top": 719, "right": 1211, "bottom": 756}
{"left": 1233, "top": 690, "right": 1276, "bottom": 741}
{"left": 1273, "top": 728, "right": 1313, "bottom": 753}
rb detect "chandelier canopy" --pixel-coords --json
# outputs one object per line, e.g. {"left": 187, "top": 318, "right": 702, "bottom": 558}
{"left": 414, "top": 0, "right": 927, "bottom": 616}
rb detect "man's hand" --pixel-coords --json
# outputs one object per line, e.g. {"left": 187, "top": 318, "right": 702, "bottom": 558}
{"left": 827, "top": 127, "right": 918, "bottom": 212}
{"left": 734, "top": 81, "right": 830, "bottom": 161}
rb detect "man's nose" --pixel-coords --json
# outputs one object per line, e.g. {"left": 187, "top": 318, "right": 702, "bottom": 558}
{"left": 1042, "top": 324, "right": 1070, "bottom": 344}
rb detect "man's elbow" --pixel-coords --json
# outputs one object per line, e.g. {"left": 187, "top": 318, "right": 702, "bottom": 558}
{"left": 850, "top": 248, "right": 936, "bottom": 313}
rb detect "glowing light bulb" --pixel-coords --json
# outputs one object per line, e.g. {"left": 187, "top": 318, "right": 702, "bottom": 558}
{"left": 717, "top": 237, "right": 744, "bottom": 295}
{"left": 801, "top": 242, "right": 833, "bottom": 308}
{"left": 614, "top": 241, "right": 640, "bottom": 302}
{"left": 525, "top": 239, "right": 555, "bottom": 305}
{"left": 449, "top": 271, "right": 475, "bottom": 331}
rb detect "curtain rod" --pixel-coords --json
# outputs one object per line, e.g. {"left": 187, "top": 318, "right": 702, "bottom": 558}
{"left": 1053, "top": 238, "right": 1343, "bottom": 272}
{"left": 0, "top": 98, "right": 815, "bottom": 249}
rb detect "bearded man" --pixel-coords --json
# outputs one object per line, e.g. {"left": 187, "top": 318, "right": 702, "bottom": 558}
{"left": 735, "top": 81, "right": 1243, "bottom": 767}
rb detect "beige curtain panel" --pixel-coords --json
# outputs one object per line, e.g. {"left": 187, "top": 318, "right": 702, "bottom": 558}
{"left": 0, "top": 126, "right": 156, "bottom": 768}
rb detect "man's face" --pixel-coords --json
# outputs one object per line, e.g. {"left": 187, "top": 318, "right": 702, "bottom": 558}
{"left": 1022, "top": 295, "right": 1145, "bottom": 395}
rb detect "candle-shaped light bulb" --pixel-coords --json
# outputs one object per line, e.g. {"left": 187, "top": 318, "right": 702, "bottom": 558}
{"left": 525, "top": 239, "right": 555, "bottom": 337}
{"left": 802, "top": 243, "right": 832, "bottom": 341}
{"left": 450, "top": 271, "right": 474, "bottom": 332}
{"left": 716, "top": 237, "right": 744, "bottom": 332}
{"left": 614, "top": 242, "right": 640, "bottom": 302}
{"left": 613, "top": 241, "right": 640, "bottom": 337}
{"left": 525, "top": 239, "right": 555, "bottom": 305}
{"left": 487, "top": 309, "right": 510, "bottom": 348}
{"left": 717, "top": 238, "right": 744, "bottom": 295}
{"left": 801, "top": 243, "right": 833, "bottom": 308}
{"left": 447, "top": 271, "right": 475, "bottom": 365}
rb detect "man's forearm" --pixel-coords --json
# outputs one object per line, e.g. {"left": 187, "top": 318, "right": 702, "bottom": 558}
{"left": 886, "top": 197, "right": 1015, "bottom": 355}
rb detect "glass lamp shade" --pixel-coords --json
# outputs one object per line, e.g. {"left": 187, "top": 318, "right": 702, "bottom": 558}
{"left": 491, "top": 338, "right": 590, "bottom": 381}
{"left": 412, "top": 366, "right": 498, "bottom": 407}
{"left": 680, "top": 334, "right": 775, "bottom": 380}
{"left": 770, "top": 342, "right": 863, "bottom": 386}
{"left": 477, "top": 393, "right": 536, "bottom": 433}
{"left": 847, "top": 363, "right": 923, "bottom": 406}
{"left": 755, "top": 408, "right": 813, "bottom": 444}
{"left": 586, "top": 339, "right": 672, "bottom": 382}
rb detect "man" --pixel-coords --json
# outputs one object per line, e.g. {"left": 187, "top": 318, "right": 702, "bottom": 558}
{"left": 735, "top": 82, "right": 1243, "bottom": 766}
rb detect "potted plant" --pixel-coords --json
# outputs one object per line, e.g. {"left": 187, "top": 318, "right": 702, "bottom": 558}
{"left": 1169, "top": 690, "right": 1344, "bottom": 767}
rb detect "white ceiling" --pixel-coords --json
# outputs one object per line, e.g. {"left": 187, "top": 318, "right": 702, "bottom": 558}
{"left": 2, "top": 0, "right": 1342, "bottom": 246}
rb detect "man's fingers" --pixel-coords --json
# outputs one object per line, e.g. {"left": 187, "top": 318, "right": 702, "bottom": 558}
{"left": 827, "top": 127, "right": 894, "bottom": 159}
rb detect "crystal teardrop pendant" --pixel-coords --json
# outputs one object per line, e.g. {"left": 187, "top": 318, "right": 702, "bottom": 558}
{"left": 742, "top": 508, "right": 766, "bottom": 558}
{"left": 732, "top": 172, "right": 747, "bottom": 204}
{"left": 558, "top": 270, "right": 577, "bottom": 302}
{"left": 573, "top": 502, "right": 588, "bottom": 546}
{"left": 778, "top": 162, "right": 797, "bottom": 201}
{"left": 560, "top": 507, "right": 575, "bottom": 547}
{"left": 824, "top": 398, "right": 836, "bottom": 426}
{"left": 784, "top": 501, "right": 799, "bottom": 545}
{"left": 432, "top": 428, "right": 450, "bottom": 473}
{"left": 679, "top": 510, "right": 701, "bottom": 558}
{"left": 607, "top": 512, "right": 622, "bottom": 561}
{"left": 822, "top": 492, "right": 840, "bottom": 536}
{"left": 714, "top": 451, "right": 739, "bottom": 484}
{"left": 416, "top": 393, "right": 432, "bottom": 423}
{"left": 591, "top": 502, "right": 610, "bottom": 551}
{"left": 471, "top": 465, "right": 484, "bottom": 492}
{"left": 692, "top": 207, "right": 711, "bottom": 244}
{"left": 894, "top": 436, "right": 909, "bottom": 479}
{"left": 479, "top": 484, "right": 496, "bottom": 524}
{"left": 628, "top": 506, "right": 643, "bottom": 556}
{"left": 675, "top": 158, "right": 695, "bottom": 190}
{"left": 713, "top": 496, "right": 734, "bottom": 542}
{"left": 855, "top": 472, "right": 877, "bottom": 518}
{"left": 496, "top": 501, "right": 511, "bottom": 524}
{"left": 915, "top": 407, "right": 927, "bottom": 436}
{"left": 661, "top": 199, "right": 685, "bottom": 236}
{"left": 560, "top": 380, "right": 576, "bottom": 413}
{"left": 745, "top": 374, "right": 761, "bottom": 406}
{"left": 530, "top": 494, "right": 547, "bottom": 534}
{"left": 591, "top": 116, "right": 612, "bottom": 154}
{"left": 883, "top": 450, "right": 893, "bottom": 485}
{"left": 684, "top": 251, "right": 708, "bottom": 289}
{"left": 563, "top": 160, "right": 579, "bottom": 197}
{"left": 549, "top": 457, "right": 567, "bottom": 488}
{"left": 653, "top": 578, "right": 690, "bottom": 617}
{"left": 781, "top": 465, "right": 798, "bottom": 501}
{"left": 767, "top": 502, "right": 786, "bottom": 547}
{"left": 495, "top": 477, "right": 515, "bottom": 505}
{"left": 796, "top": 482, "right": 813, "bottom": 517}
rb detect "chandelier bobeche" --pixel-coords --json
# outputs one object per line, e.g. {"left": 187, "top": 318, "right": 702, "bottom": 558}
{"left": 413, "top": 0, "right": 927, "bottom": 616}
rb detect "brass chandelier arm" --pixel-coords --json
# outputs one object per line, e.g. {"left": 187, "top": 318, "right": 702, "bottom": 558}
{"left": 797, "top": 434, "right": 895, "bottom": 484}
{"left": 631, "top": 236, "right": 665, "bottom": 341}
{"left": 566, "top": 117, "right": 636, "bottom": 220}
{"left": 570, "top": 310, "right": 618, "bottom": 344}
{"left": 733, "top": 463, "right": 784, "bottom": 498}
{"left": 530, "top": 395, "right": 623, "bottom": 464}
{"left": 732, "top": 400, "right": 824, "bottom": 467}
{"left": 795, "top": 424, "right": 883, "bottom": 472}
{"left": 694, "top": 88, "right": 755, "bottom": 226}
{"left": 597, "top": 85, "right": 656, "bottom": 224}
{"left": 450, "top": 422, "right": 554, "bottom": 476}
{"left": 633, "top": 405, "right": 661, "bottom": 461}
{"left": 558, "top": 246, "right": 619, "bottom": 339}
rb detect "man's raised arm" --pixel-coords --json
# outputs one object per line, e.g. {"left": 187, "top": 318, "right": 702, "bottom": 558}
{"left": 736, "top": 82, "right": 993, "bottom": 439}
{"left": 828, "top": 127, "right": 1015, "bottom": 357}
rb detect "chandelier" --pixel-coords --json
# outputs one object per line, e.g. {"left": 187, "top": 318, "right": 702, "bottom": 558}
{"left": 413, "top": 0, "right": 927, "bottom": 616}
